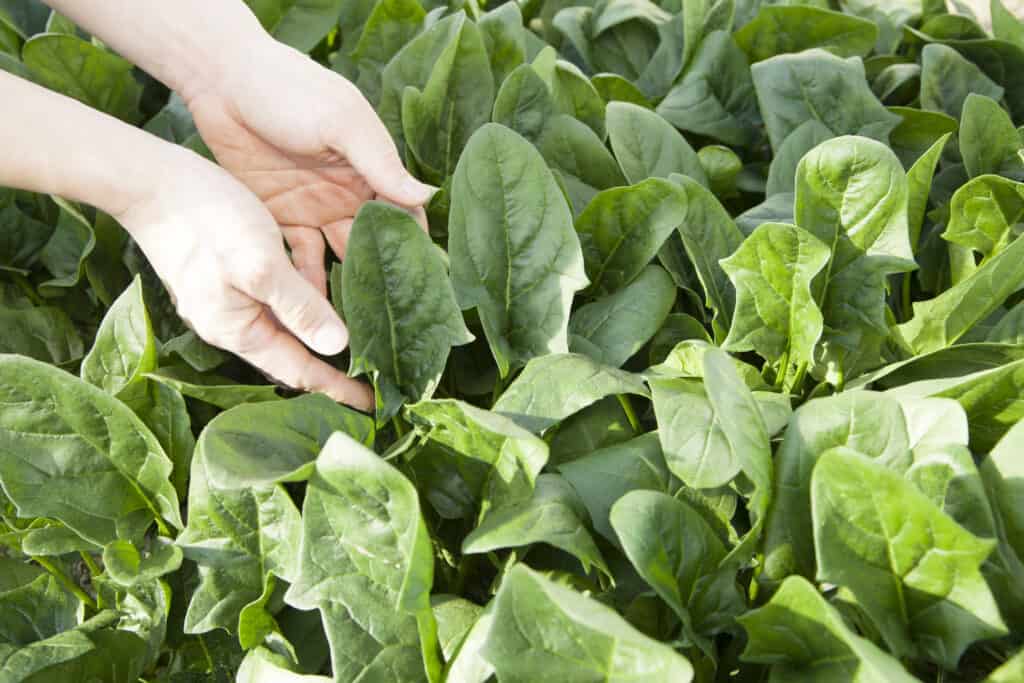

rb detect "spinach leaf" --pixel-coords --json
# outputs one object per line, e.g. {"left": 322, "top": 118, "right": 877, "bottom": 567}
{"left": 722, "top": 222, "right": 830, "bottom": 385}
{"left": 735, "top": 5, "right": 877, "bottom": 62}
{"left": 22, "top": 34, "right": 141, "bottom": 123}
{"left": 480, "top": 564, "right": 694, "bottom": 682}
{"left": 284, "top": 432, "right": 440, "bottom": 682}
{"left": 812, "top": 449, "right": 1006, "bottom": 668}
{"left": 606, "top": 101, "right": 706, "bottom": 185}
{"left": 462, "top": 473, "right": 610, "bottom": 577}
{"left": 449, "top": 123, "right": 587, "bottom": 377}
{"left": 569, "top": 264, "right": 676, "bottom": 368}
{"left": 656, "top": 31, "right": 759, "bottom": 147}
{"left": 244, "top": 0, "right": 345, "bottom": 53}
{"left": 0, "top": 356, "right": 181, "bottom": 546}
{"left": 739, "top": 576, "right": 918, "bottom": 682}
{"left": 751, "top": 50, "right": 901, "bottom": 152}
{"left": 343, "top": 202, "right": 472, "bottom": 422}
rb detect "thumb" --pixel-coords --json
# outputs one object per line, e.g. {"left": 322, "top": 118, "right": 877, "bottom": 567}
{"left": 327, "top": 93, "right": 436, "bottom": 207}
{"left": 234, "top": 258, "right": 349, "bottom": 356}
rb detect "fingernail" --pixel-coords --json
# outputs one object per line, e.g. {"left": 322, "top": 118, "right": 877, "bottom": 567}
{"left": 314, "top": 325, "right": 348, "bottom": 355}
{"left": 404, "top": 177, "right": 439, "bottom": 204}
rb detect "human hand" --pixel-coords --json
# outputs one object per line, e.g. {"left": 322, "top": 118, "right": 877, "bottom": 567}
{"left": 184, "top": 37, "right": 435, "bottom": 295}
{"left": 117, "top": 148, "right": 374, "bottom": 411}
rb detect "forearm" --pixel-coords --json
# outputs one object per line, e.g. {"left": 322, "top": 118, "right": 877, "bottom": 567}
{"left": 40, "top": 0, "right": 272, "bottom": 99}
{"left": 0, "top": 70, "right": 193, "bottom": 219}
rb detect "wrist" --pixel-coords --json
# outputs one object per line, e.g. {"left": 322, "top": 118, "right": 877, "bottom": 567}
{"left": 173, "top": 26, "right": 280, "bottom": 105}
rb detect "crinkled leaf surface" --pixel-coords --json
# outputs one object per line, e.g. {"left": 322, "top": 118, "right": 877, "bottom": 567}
{"left": 569, "top": 264, "right": 676, "bottom": 368}
{"left": 738, "top": 576, "right": 918, "bottom": 683}
{"left": 0, "top": 356, "right": 180, "bottom": 546}
{"left": 812, "top": 449, "right": 1006, "bottom": 668}
{"left": 480, "top": 565, "right": 694, "bottom": 682}
{"left": 406, "top": 399, "right": 548, "bottom": 520}
{"left": 449, "top": 123, "right": 587, "bottom": 377}
{"left": 493, "top": 353, "right": 649, "bottom": 433}
{"left": 762, "top": 391, "right": 910, "bottom": 584}
{"left": 343, "top": 201, "right": 472, "bottom": 421}
{"left": 284, "top": 432, "right": 439, "bottom": 682}
{"left": 721, "top": 222, "right": 830, "bottom": 381}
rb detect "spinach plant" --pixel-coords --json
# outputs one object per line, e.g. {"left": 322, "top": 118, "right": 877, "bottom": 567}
{"left": 2, "top": 0, "right": 1024, "bottom": 681}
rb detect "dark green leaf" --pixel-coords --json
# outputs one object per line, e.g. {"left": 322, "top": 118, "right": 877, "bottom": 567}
{"left": 284, "top": 432, "right": 440, "bottom": 682}
{"left": 22, "top": 34, "right": 141, "bottom": 123}
{"left": 738, "top": 576, "right": 918, "bottom": 682}
{"left": 751, "top": 50, "right": 901, "bottom": 153}
{"left": 0, "top": 356, "right": 180, "bottom": 545}
{"left": 606, "top": 101, "right": 706, "bottom": 185}
{"left": 406, "top": 399, "right": 548, "bottom": 519}
{"left": 244, "top": 0, "right": 345, "bottom": 52}
{"left": 450, "top": 123, "right": 587, "bottom": 377}
{"left": 657, "top": 31, "right": 759, "bottom": 147}
{"left": 569, "top": 265, "right": 676, "bottom": 367}
{"left": 735, "top": 5, "right": 877, "bottom": 62}
{"left": 344, "top": 202, "right": 472, "bottom": 421}
{"left": 463, "top": 473, "right": 609, "bottom": 576}
{"left": 920, "top": 43, "right": 1005, "bottom": 119}
{"left": 493, "top": 353, "right": 649, "bottom": 433}
{"left": 576, "top": 178, "right": 686, "bottom": 296}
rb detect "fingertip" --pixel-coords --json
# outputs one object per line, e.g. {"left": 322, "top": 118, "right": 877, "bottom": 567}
{"left": 312, "top": 323, "right": 349, "bottom": 356}
{"left": 327, "top": 381, "right": 374, "bottom": 413}
{"left": 398, "top": 177, "right": 439, "bottom": 207}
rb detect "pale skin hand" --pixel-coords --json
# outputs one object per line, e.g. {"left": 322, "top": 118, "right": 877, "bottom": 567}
{"left": 186, "top": 38, "right": 433, "bottom": 296}
{"left": 27, "top": 0, "right": 436, "bottom": 410}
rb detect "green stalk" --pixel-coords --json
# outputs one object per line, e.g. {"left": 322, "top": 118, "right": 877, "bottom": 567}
{"left": 33, "top": 556, "right": 96, "bottom": 610}
{"left": 617, "top": 394, "right": 641, "bottom": 432}
{"left": 901, "top": 274, "right": 913, "bottom": 323}
{"left": 391, "top": 415, "right": 408, "bottom": 438}
{"left": 10, "top": 273, "right": 44, "bottom": 306}
{"left": 79, "top": 551, "right": 101, "bottom": 577}
{"left": 773, "top": 349, "right": 790, "bottom": 390}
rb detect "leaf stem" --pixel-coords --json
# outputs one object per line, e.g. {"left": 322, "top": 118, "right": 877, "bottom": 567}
{"left": 789, "top": 363, "right": 808, "bottom": 395}
{"left": 617, "top": 394, "right": 641, "bottom": 432}
{"left": 774, "top": 350, "right": 790, "bottom": 390}
{"left": 391, "top": 416, "right": 408, "bottom": 438}
{"left": 10, "top": 273, "right": 43, "bottom": 306}
{"left": 154, "top": 516, "right": 171, "bottom": 538}
{"left": 32, "top": 555, "right": 96, "bottom": 610}
{"left": 79, "top": 551, "right": 101, "bottom": 576}
{"left": 901, "top": 273, "right": 912, "bottom": 323}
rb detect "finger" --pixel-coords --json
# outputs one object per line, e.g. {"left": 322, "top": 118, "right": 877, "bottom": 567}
{"left": 232, "top": 255, "right": 348, "bottom": 356}
{"left": 412, "top": 204, "right": 429, "bottom": 233}
{"left": 324, "top": 90, "right": 436, "bottom": 207}
{"left": 281, "top": 225, "right": 327, "bottom": 297}
{"left": 323, "top": 218, "right": 354, "bottom": 260}
{"left": 233, "top": 309, "right": 373, "bottom": 411}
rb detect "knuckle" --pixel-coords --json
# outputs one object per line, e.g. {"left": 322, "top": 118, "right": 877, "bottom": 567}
{"left": 284, "top": 299, "right": 330, "bottom": 335}
{"left": 231, "top": 254, "right": 279, "bottom": 294}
